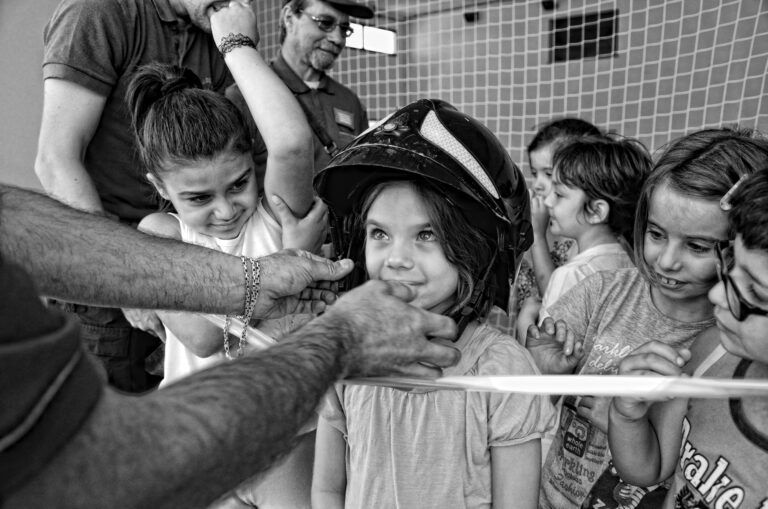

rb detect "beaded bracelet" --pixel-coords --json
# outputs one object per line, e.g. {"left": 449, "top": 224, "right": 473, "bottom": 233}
{"left": 218, "top": 33, "right": 257, "bottom": 55}
{"left": 224, "top": 256, "right": 260, "bottom": 360}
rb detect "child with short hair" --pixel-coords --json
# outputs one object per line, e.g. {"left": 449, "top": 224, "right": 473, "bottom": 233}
{"left": 527, "top": 128, "right": 768, "bottom": 509}
{"left": 127, "top": 4, "right": 324, "bottom": 507}
{"left": 510, "top": 118, "right": 603, "bottom": 338}
{"left": 312, "top": 99, "right": 555, "bottom": 509}
{"left": 608, "top": 167, "right": 768, "bottom": 508}
{"left": 516, "top": 135, "right": 651, "bottom": 340}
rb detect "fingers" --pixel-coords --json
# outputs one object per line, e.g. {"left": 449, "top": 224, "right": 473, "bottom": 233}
{"left": 270, "top": 193, "right": 295, "bottom": 225}
{"left": 416, "top": 340, "right": 461, "bottom": 369}
{"left": 287, "top": 249, "right": 354, "bottom": 282}
{"left": 379, "top": 280, "right": 417, "bottom": 302}
{"left": 618, "top": 341, "right": 690, "bottom": 376}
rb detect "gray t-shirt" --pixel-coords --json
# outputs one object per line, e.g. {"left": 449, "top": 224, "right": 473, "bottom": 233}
{"left": 539, "top": 268, "right": 715, "bottom": 509}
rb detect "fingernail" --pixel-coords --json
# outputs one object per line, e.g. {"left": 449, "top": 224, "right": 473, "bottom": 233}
{"left": 271, "top": 194, "right": 280, "bottom": 204}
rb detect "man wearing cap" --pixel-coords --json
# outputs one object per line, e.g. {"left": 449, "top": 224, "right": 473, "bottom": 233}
{"left": 229, "top": 0, "right": 372, "bottom": 178}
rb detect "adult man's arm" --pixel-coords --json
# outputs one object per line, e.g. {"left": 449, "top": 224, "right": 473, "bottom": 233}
{"left": 34, "top": 78, "right": 107, "bottom": 214}
{"left": 5, "top": 281, "right": 460, "bottom": 508}
{"left": 0, "top": 184, "right": 347, "bottom": 317}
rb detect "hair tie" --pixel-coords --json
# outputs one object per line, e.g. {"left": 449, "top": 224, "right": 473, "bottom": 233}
{"left": 160, "top": 78, "right": 189, "bottom": 96}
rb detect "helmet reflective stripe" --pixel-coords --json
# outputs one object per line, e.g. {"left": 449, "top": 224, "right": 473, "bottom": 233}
{"left": 420, "top": 110, "right": 499, "bottom": 199}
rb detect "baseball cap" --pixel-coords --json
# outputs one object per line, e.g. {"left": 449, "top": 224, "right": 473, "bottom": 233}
{"left": 284, "top": 0, "right": 375, "bottom": 19}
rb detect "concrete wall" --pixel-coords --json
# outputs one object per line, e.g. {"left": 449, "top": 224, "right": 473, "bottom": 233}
{"left": 0, "top": 0, "right": 60, "bottom": 189}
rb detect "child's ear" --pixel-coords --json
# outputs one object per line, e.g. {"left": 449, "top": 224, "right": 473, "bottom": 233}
{"left": 146, "top": 173, "right": 169, "bottom": 200}
{"left": 587, "top": 199, "right": 610, "bottom": 224}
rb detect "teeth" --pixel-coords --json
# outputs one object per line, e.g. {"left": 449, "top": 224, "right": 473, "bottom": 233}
{"left": 659, "top": 276, "right": 681, "bottom": 286}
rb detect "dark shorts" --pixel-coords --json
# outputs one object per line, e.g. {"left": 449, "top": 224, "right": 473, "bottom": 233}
{"left": 49, "top": 301, "right": 162, "bottom": 393}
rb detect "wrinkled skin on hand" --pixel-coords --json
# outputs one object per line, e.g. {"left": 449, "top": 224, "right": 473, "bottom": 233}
{"left": 319, "top": 280, "right": 462, "bottom": 378}
{"left": 252, "top": 249, "right": 353, "bottom": 320}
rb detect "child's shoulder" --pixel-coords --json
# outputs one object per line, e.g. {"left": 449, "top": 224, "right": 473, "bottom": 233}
{"left": 137, "top": 212, "right": 182, "bottom": 240}
{"left": 471, "top": 324, "right": 541, "bottom": 377}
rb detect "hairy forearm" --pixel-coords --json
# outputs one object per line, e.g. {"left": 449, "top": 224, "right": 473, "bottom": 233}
{"left": 7, "top": 317, "right": 350, "bottom": 508}
{"left": 0, "top": 185, "right": 245, "bottom": 313}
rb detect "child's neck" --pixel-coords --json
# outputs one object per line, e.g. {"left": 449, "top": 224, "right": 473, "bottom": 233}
{"left": 574, "top": 225, "right": 618, "bottom": 253}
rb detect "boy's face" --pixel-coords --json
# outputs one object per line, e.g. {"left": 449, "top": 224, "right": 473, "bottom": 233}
{"left": 529, "top": 144, "right": 555, "bottom": 197}
{"left": 543, "top": 170, "right": 591, "bottom": 239}
{"left": 364, "top": 182, "right": 458, "bottom": 315}
{"left": 709, "top": 235, "right": 768, "bottom": 363}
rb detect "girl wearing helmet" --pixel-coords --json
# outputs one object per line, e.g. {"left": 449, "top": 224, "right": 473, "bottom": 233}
{"left": 312, "top": 99, "right": 555, "bottom": 508}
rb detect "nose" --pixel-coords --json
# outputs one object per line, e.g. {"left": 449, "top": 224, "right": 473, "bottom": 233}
{"left": 656, "top": 242, "right": 682, "bottom": 272}
{"left": 532, "top": 174, "right": 548, "bottom": 196}
{"left": 543, "top": 189, "right": 556, "bottom": 208}
{"left": 708, "top": 280, "right": 727, "bottom": 308}
{"left": 385, "top": 239, "right": 414, "bottom": 270}
{"left": 213, "top": 197, "right": 236, "bottom": 220}
{"left": 326, "top": 23, "right": 346, "bottom": 45}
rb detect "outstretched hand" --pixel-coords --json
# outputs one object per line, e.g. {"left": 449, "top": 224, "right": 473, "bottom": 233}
{"left": 525, "top": 316, "right": 584, "bottom": 374}
{"left": 319, "top": 280, "right": 462, "bottom": 378}
{"left": 611, "top": 341, "right": 691, "bottom": 421}
{"left": 253, "top": 249, "right": 353, "bottom": 319}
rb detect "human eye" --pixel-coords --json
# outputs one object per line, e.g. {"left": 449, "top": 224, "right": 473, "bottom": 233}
{"left": 366, "top": 227, "right": 388, "bottom": 241}
{"left": 188, "top": 194, "right": 211, "bottom": 205}
{"left": 230, "top": 176, "right": 249, "bottom": 193}
{"left": 417, "top": 229, "right": 437, "bottom": 242}
{"left": 645, "top": 226, "right": 665, "bottom": 241}
{"left": 686, "top": 240, "right": 716, "bottom": 255}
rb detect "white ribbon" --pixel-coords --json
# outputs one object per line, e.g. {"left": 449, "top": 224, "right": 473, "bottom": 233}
{"left": 344, "top": 375, "right": 768, "bottom": 399}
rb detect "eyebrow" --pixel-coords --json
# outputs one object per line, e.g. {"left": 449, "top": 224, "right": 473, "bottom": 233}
{"left": 178, "top": 169, "right": 251, "bottom": 198}
{"left": 646, "top": 221, "right": 722, "bottom": 244}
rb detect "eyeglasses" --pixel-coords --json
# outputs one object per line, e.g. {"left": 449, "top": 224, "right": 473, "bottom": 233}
{"left": 300, "top": 11, "right": 354, "bottom": 38}
{"left": 716, "top": 241, "right": 768, "bottom": 321}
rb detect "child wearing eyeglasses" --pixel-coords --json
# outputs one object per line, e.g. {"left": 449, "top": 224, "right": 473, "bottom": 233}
{"left": 527, "top": 127, "right": 768, "bottom": 509}
{"left": 608, "top": 166, "right": 768, "bottom": 509}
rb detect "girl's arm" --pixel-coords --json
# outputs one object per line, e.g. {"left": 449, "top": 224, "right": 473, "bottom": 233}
{"left": 529, "top": 194, "right": 556, "bottom": 294}
{"left": 608, "top": 341, "right": 690, "bottom": 486}
{"left": 211, "top": 3, "right": 314, "bottom": 220}
{"left": 138, "top": 213, "right": 225, "bottom": 357}
{"left": 312, "top": 417, "right": 346, "bottom": 509}
{"left": 491, "top": 439, "right": 540, "bottom": 509}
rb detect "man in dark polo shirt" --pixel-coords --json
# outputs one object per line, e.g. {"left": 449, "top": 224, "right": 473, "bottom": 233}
{"left": 34, "top": 0, "right": 233, "bottom": 392}
{"left": 229, "top": 0, "right": 372, "bottom": 178}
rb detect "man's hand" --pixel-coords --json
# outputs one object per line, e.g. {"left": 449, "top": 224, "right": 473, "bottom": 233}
{"left": 122, "top": 308, "right": 167, "bottom": 341}
{"left": 611, "top": 341, "right": 691, "bottom": 422}
{"left": 318, "top": 280, "right": 461, "bottom": 378}
{"left": 254, "top": 249, "right": 353, "bottom": 319}
{"left": 525, "top": 316, "right": 584, "bottom": 374}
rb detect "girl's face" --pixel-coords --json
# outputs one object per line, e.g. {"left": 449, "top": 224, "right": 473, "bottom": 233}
{"left": 709, "top": 235, "right": 768, "bottom": 363}
{"left": 643, "top": 183, "right": 728, "bottom": 319}
{"left": 529, "top": 144, "right": 556, "bottom": 197}
{"left": 543, "top": 170, "right": 590, "bottom": 239}
{"left": 364, "top": 182, "right": 459, "bottom": 314}
{"left": 150, "top": 151, "right": 257, "bottom": 240}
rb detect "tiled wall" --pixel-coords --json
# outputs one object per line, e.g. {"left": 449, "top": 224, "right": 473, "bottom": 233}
{"left": 256, "top": 0, "right": 768, "bottom": 173}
